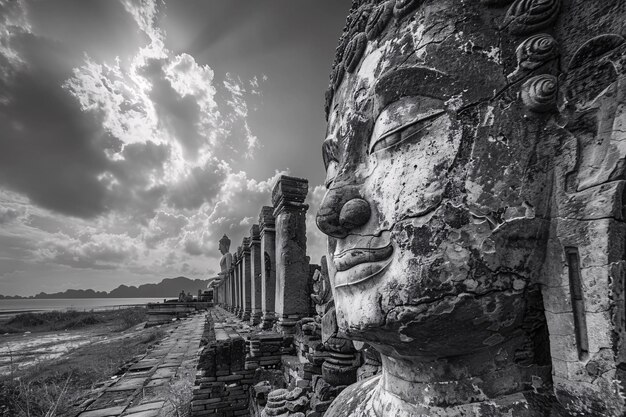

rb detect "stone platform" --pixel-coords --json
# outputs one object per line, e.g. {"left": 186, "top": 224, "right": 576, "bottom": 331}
{"left": 76, "top": 311, "right": 207, "bottom": 417}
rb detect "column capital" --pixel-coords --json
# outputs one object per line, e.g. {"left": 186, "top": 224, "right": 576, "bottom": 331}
{"left": 242, "top": 237, "right": 251, "bottom": 253}
{"left": 250, "top": 224, "right": 261, "bottom": 244}
{"left": 272, "top": 175, "right": 309, "bottom": 216}
{"left": 259, "top": 206, "right": 276, "bottom": 233}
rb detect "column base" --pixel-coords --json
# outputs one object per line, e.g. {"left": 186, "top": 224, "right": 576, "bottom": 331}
{"left": 322, "top": 352, "right": 358, "bottom": 386}
{"left": 260, "top": 312, "right": 276, "bottom": 330}
{"left": 274, "top": 315, "right": 300, "bottom": 335}
{"left": 240, "top": 309, "right": 251, "bottom": 322}
{"left": 249, "top": 311, "right": 261, "bottom": 326}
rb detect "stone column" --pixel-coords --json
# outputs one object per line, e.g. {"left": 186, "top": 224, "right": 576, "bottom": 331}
{"left": 229, "top": 265, "right": 235, "bottom": 312}
{"left": 259, "top": 206, "right": 277, "bottom": 329}
{"left": 249, "top": 224, "right": 262, "bottom": 325}
{"left": 272, "top": 175, "right": 309, "bottom": 334}
{"left": 223, "top": 271, "right": 230, "bottom": 310}
{"left": 237, "top": 246, "right": 244, "bottom": 319}
{"left": 240, "top": 237, "right": 252, "bottom": 321}
{"left": 233, "top": 251, "right": 240, "bottom": 315}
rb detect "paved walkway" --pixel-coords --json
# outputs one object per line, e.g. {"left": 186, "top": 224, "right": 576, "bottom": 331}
{"left": 77, "top": 312, "right": 207, "bottom": 417}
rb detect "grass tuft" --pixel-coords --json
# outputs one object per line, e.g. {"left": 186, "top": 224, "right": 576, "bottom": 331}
{"left": 0, "top": 307, "right": 147, "bottom": 334}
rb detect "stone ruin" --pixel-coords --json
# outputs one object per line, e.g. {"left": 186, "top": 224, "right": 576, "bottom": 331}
{"left": 193, "top": 0, "right": 626, "bottom": 416}
{"left": 193, "top": 175, "right": 376, "bottom": 417}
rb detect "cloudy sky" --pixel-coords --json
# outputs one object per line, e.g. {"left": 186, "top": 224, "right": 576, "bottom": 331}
{"left": 0, "top": 0, "right": 349, "bottom": 296}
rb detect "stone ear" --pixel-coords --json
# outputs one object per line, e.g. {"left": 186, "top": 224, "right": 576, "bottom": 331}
{"left": 563, "top": 34, "right": 625, "bottom": 111}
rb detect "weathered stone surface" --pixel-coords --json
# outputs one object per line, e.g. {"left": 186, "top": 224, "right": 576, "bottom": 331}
{"left": 250, "top": 224, "right": 263, "bottom": 325}
{"left": 260, "top": 206, "right": 278, "bottom": 329}
{"left": 272, "top": 176, "right": 310, "bottom": 333}
{"left": 316, "top": 0, "right": 626, "bottom": 416}
{"left": 217, "top": 235, "right": 232, "bottom": 308}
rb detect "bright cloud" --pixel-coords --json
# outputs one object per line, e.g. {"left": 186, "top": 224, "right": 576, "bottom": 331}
{"left": 0, "top": 0, "right": 278, "bottom": 295}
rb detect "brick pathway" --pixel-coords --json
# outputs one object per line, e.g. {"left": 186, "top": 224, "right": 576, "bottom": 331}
{"left": 77, "top": 312, "right": 207, "bottom": 417}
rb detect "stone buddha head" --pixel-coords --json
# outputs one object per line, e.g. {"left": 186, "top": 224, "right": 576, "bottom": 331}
{"left": 219, "top": 234, "right": 231, "bottom": 256}
{"left": 316, "top": 0, "right": 626, "bottom": 415}
{"left": 316, "top": 0, "right": 560, "bottom": 359}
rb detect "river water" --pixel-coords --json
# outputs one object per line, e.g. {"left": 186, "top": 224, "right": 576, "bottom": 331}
{"left": 0, "top": 298, "right": 169, "bottom": 321}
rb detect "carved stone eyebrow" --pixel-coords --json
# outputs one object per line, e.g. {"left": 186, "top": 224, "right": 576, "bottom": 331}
{"left": 374, "top": 66, "right": 454, "bottom": 110}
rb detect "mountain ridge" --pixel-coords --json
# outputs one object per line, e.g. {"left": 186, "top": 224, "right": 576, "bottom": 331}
{"left": 0, "top": 276, "right": 210, "bottom": 299}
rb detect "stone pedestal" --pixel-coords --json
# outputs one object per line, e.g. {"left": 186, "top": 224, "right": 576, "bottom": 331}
{"left": 260, "top": 206, "right": 277, "bottom": 330}
{"left": 272, "top": 175, "right": 309, "bottom": 334}
{"left": 241, "top": 237, "right": 252, "bottom": 322}
{"left": 249, "top": 224, "right": 262, "bottom": 325}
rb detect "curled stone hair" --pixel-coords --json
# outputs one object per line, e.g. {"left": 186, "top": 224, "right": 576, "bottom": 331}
{"left": 324, "top": 0, "right": 566, "bottom": 119}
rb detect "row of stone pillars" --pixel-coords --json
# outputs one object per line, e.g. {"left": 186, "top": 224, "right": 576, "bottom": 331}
{"left": 213, "top": 175, "right": 310, "bottom": 334}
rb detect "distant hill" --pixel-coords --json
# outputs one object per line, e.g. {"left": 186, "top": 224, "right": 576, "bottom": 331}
{"left": 0, "top": 276, "right": 210, "bottom": 299}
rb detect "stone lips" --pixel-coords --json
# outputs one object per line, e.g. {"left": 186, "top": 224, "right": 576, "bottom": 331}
{"left": 333, "top": 244, "right": 393, "bottom": 273}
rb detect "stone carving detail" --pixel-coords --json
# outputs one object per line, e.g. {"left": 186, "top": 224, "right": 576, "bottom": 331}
{"left": 481, "top": 0, "right": 514, "bottom": 6}
{"left": 319, "top": 0, "right": 626, "bottom": 416}
{"left": 365, "top": 1, "right": 393, "bottom": 40}
{"left": 218, "top": 235, "right": 232, "bottom": 277}
{"left": 508, "top": 33, "right": 559, "bottom": 82}
{"left": 521, "top": 74, "right": 558, "bottom": 112}
{"left": 347, "top": 4, "right": 372, "bottom": 38}
{"left": 503, "top": 0, "right": 561, "bottom": 35}
{"left": 343, "top": 33, "right": 367, "bottom": 73}
{"left": 393, "top": 0, "right": 421, "bottom": 19}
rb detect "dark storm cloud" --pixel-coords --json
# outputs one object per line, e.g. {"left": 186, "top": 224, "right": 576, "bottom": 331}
{"left": 111, "top": 141, "right": 171, "bottom": 188}
{"left": 0, "top": 32, "right": 116, "bottom": 218}
{"left": 167, "top": 159, "right": 227, "bottom": 210}
{"left": 0, "top": 0, "right": 349, "bottom": 296}
{"left": 139, "top": 58, "right": 207, "bottom": 159}
{"left": 24, "top": 0, "right": 146, "bottom": 63}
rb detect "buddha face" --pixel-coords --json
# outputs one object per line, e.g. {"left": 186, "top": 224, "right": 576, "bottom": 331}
{"left": 219, "top": 238, "right": 230, "bottom": 256}
{"left": 316, "top": 1, "right": 555, "bottom": 358}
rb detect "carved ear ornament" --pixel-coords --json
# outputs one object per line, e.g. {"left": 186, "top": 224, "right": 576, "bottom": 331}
{"left": 503, "top": 0, "right": 561, "bottom": 35}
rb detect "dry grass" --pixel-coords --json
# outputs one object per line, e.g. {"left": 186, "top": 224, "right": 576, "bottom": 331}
{"left": 0, "top": 307, "right": 147, "bottom": 334}
{"left": 0, "top": 326, "right": 166, "bottom": 417}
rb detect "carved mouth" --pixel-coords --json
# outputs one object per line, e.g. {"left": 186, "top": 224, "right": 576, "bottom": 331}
{"left": 332, "top": 234, "right": 394, "bottom": 288}
{"left": 333, "top": 243, "right": 394, "bottom": 272}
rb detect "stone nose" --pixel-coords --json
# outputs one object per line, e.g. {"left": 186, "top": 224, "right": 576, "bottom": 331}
{"left": 339, "top": 198, "right": 370, "bottom": 230}
{"left": 316, "top": 185, "right": 371, "bottom": 238}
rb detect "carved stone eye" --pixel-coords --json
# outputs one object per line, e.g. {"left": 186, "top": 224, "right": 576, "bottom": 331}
{"left": 503, "top": 0, "right": 562, "bottom": 35}
{"left": 370, "top": 110, "right": 446, "bottom": 154}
